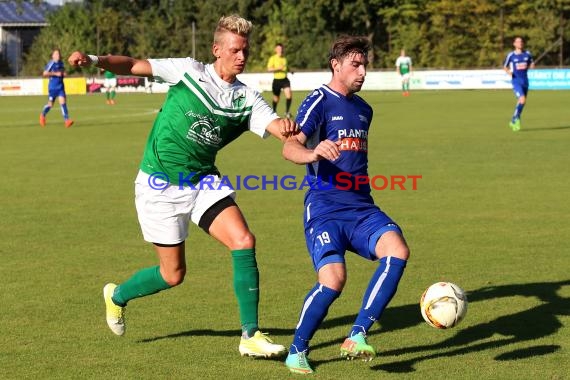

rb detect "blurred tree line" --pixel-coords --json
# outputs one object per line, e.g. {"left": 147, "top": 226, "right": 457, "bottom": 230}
{"left": 21, "top": 0, "right": 570, "bottom": 76}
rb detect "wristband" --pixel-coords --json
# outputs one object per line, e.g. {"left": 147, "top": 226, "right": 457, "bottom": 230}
{"left": 87, "top": 55, "right": 99, "bottom": 66}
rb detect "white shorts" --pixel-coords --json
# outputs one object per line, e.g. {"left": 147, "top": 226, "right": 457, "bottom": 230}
{"left": 401, "top": 73, "right": 411, "bottom": 81}
{"left": 134, "top": 170, "right": 236, "bottom": 244}
{"left": 104, "top": 78, "right": 117, "bottom": 88}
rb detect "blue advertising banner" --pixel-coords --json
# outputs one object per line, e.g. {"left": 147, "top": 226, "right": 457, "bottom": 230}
{"left": 529, "top": 69, "right": 570, "bottom": 90}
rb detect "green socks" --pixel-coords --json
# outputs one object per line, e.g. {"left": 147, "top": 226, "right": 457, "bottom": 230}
{"left": 112, "top": 266, "right": 171, "bottom": 306}
{"left": 110, "top": 251, "right": 260, "bottom": 337}
{"left": 232, "top": 248, "right": 259, "bottom": 337}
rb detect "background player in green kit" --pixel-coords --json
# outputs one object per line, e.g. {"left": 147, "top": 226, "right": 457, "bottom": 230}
{"left": 68, "top": 14, "right": 296, "bottom": 358}
{"left": 102, "top": 61, "right": 117, "bottom": 105}
{"left": 395, "top": 49, "right": 412, "bottom": 96}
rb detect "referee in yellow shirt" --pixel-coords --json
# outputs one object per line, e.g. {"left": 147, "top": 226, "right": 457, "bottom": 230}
{"left": 267, "top": 43, "right": 293, "bottom": 118}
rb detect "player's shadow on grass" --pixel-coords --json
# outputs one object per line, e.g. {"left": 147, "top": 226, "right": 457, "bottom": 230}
{"left": 138, "top": 279, "right": 569, "bottom": 373}
{"left": 519, "top": 125, "right": 570, "bottom": 132}
{"left": 138, "top": 327, "right": 294, "bottom": 343}
{"left": 369, "top": 279, "right": 569, "bottom": 373}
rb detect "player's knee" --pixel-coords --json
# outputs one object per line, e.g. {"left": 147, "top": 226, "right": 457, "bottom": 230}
{"left": 387, "top": 242, "right": 410, "bottom": 260}
{"left": 319, "top": 276, "right": 345, "bottom": 292}
{"left": 162, "top": 268, "right": 186, "bottom": 286}
{"left": 394, "top": 244, "right": 410, "bottom": 260}
{"left": 318, "top": 263, "right": 346, "bottom": 292}
{"left": 335, "top": 275, "right": 347, "bottom": 291}
{"left": 376, "top": 236, "right": 410, "bottom": 260}
{"left": 229, "top": 230, "right": 256, "bottom": 250}
{"left": 375, "top": 231, "right": 410, "bottom": 260}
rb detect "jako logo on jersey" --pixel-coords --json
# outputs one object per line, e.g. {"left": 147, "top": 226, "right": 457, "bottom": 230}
{"left": 358, "top": 114, "right": 368, "bottom": 123}
{"left": 332, "top": 115, "right": 344, "bottom": 121}
{"left": 186, "top": 120, "right": 222, "bottom": 146}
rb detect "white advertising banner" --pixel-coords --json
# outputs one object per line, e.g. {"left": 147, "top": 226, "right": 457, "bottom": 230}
{"left": 0, "top": 78, "right": 43, "bottom": 96}
{"left": 238, "top": 70, "right": 516, "bottom": 92}
{"left": 1, "top": 69, "right": 568, "bottom": 96}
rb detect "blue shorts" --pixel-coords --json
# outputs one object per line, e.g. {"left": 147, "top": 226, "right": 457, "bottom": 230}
{"left": 303, "top": 200, "right": 403, "bottom": 271}
{"left": 48, "top": 88, "right": 66, "bottom": 101}
{"left": 512, "top": 83, "right": 528, "bottom": 99}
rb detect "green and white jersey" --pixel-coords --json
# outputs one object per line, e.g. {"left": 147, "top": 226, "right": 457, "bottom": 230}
{"left": 141, "top": 58, "right": 279, "bottom": 185}
{"left": 395, "top": 56, "right": 412, "bottom": 75}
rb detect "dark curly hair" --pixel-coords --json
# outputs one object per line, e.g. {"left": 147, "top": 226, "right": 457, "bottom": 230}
{"left": 328, "top": 35, "right": 370, "bottom": 72}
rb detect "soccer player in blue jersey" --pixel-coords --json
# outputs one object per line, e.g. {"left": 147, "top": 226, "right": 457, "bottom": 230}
{"left": 282, "top": 35, "right": 410, "bottom": 374}
{"left": 40, "top": 49, "right": 74, "bottom": 128}
{"left": 503, "top": 36, "right": 535, "bottom": 131}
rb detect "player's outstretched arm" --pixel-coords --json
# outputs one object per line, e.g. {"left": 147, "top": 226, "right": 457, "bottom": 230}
{"left": 283, "top": 133, "right": 340, "bottom": 164}
{"left": 68, "top": 52, "right": 152, "bottom": 77}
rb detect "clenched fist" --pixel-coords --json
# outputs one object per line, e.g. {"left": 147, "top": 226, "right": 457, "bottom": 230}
{"left": 68, "top": 51, "right": 93, "bottom": 67}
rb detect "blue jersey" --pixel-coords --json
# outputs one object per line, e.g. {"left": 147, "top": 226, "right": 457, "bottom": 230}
{"left": 296, "top": 85, "right": 401, "bottom": 269}
{"left": 503, "top": 50, "right": 533, "bottom": 87}
{"left": 44, "top": 60, "right": 65, "bottom": 91}
{"left": 297, "top": 85, "right": 373, "bottom": 205}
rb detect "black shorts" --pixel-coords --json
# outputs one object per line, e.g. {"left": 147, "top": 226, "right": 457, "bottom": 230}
{"left": 272, "top": 78, "right": 291, "bottom": 96}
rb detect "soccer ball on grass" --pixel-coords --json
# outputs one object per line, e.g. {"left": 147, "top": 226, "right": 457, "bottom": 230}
{"left": 420, "top": 282, "right": 467, "bottom": 329}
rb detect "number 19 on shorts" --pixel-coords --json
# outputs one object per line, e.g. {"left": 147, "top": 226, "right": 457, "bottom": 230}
{"left": 316, "top": 231, "right": 331, "bottom": 246}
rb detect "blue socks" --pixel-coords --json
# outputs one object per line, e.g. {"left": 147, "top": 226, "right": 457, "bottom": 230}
{"left": 289, "top": 256, "right": 406, "bottom": 353}
{"left": 60, "top": 103, "right": 69, "bottom": 120}
{"left": 290, "top": 283, "right": 340, "bottom": 353}
{"left": 41, "top": 104, "right": 69, "bottom": 120}
{"left": 349, "top": 256, "right": 407, "bottom": 337}
{"left": 512, "top": 102, "right": 525, "bottom": 122}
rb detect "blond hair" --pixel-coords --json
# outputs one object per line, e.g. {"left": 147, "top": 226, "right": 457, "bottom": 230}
{"left": 214, "top": 14, "right": 253, "bottom": 44}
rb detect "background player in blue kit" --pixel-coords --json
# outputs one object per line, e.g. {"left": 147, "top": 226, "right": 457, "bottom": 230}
{"left": 282, "top": 35, "right": 410, "bottom": 374}
{"left": 503, "top": 36, "right": 535, "bottom": 131}
{"left": 40, "top": 49, "right": 74, "bottom": 128}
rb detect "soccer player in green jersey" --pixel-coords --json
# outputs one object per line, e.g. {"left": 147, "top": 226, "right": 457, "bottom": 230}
{"left": 395, "top": 49, "right": 412, "bottom": 96}
{"left": 68, "top": 15, "right": 296, "bottom": 358}
{"left": 102, "top": 61, "right": 117, "bottom": 105}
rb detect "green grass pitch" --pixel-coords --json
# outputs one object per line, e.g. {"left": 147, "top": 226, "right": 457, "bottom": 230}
{"left": 0, "top": 89, "right": 568, "bottom": 379}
